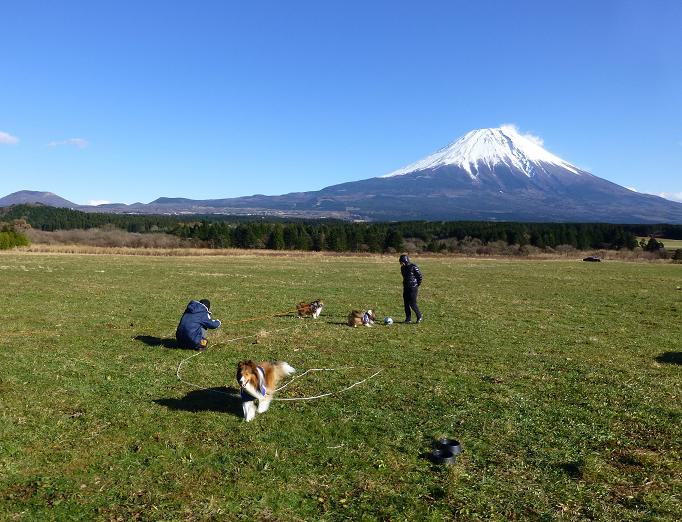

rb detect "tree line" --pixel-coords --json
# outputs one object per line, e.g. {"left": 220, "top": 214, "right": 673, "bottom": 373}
{"left": 4, "top": 203, "right": 682, "bottom": 252}
{"left": 1, "top": 204, "right": 181, "bottom": 233}
{"left": 0, "top": 224, "right": 30, "bottom": 249}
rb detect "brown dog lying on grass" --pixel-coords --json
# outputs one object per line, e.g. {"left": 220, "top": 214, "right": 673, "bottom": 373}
{"left": 296, "top": 300, "right": 324, "bottom": 319}
{"left": 347, "top": 309, "right": 376, "bottom": 327}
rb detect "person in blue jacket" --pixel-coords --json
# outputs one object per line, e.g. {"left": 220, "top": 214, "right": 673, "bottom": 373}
{"left": 176, "top": 299, "right": 221, "bottom": 350}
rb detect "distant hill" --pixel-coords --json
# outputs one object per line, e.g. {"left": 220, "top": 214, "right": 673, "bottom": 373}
{"left": 0, "top": 190, "right": 76, "bottom": 208}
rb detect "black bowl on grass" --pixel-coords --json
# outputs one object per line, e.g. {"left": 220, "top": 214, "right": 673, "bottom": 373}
{"left": 438, "top": 438, "right": 462, "bottom": 455}
{"left": 431, "top": 448, "right": 456, "bottom": 465}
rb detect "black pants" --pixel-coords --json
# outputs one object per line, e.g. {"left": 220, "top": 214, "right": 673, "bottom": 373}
{"left": 403, "top": 286, "right": 421, "bottom": 321}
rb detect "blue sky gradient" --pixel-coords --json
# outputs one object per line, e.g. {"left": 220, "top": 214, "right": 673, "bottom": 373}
{"left": 1, "top": 1, "right": 681, "bottom": 204}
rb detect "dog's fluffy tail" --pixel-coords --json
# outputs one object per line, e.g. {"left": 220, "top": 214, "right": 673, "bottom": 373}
{"left": 269, "top": 361, "right": 296, "bottom": 384}
{"left": 279, "top": 362, "right": 296, "bottom": 376}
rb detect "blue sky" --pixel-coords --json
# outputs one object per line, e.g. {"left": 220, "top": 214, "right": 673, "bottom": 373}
{"left": 1, "top": 0, "right": 681, "bottom": 205}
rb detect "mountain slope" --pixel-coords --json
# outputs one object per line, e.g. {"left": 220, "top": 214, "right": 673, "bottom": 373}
{"left": 383, "top": 125, "right": 581, "bottom": 179}
{"left": 204, "top": 126, "right": 682, "bottom": 223}
{"left": 0, "top": 190, "right": 76, "bottom": 208}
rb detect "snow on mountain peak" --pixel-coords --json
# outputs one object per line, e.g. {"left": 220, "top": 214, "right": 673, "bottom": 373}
{"left": 383, "top": 126, "right": 580, "bottom": 178}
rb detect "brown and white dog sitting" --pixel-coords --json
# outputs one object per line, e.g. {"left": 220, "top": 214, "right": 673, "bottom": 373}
{"left": 296, "top": 299, "right": 324, "bottom": 319}
{"left": 236, "top": 360, "right": 296, "bottom": 421}
{"left": 347, "top": 309, "right": 376, "bottom": 327}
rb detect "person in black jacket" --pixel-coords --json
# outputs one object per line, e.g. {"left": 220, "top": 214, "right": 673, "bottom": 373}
{"left": 176, "top": 299, "right": 221, "bottom": 350}
{"left": 399, "top": 254, "right": 423, "bottom": 324}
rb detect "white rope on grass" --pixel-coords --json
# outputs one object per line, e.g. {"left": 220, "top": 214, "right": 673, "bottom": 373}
{"left": 174, "top": 350, "right": 222, "bottom": 392}
{"left": 174, "top": 323, "right": 383, "bottom": 401}
{"left": 273, "top": 366, "right": 357, "bottom": 393}
{"left": 175, "top": 323, "right": 305, "bottom": 396}
{"left": 272, "top": 368, "right": 383, "bottom": 401}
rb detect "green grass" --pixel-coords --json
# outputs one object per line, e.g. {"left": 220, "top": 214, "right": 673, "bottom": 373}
{"left": 1, "top": 253, "right": 680, "bottom": 520}
{"left": 659, "top": 239, "right": 682, "bottom": 250}
{"left": 637, "top": 237, "right": 682, "bottom": 250}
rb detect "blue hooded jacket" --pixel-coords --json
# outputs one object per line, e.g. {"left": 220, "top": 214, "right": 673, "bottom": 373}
{"left": 176, "top": 300, "right": 221, "bottom": 349}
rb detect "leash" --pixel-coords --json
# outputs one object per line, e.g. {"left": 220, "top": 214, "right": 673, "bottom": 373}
{"left": 227, "top": 307, "right": 299, "bottom": 324}
{"left": 174, "top": 324, "right": 304, "bottom": 392}
{"left": 271, "top": 368, "right": 384, "bottom": 401}
{"left": 174, "top": 323, "right": 383, "bottom": 401}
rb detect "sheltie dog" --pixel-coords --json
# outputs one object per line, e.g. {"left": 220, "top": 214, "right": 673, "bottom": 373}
{"left": 236, "top": 360, "right": 296, "bottom": 421}
{"left": 347, "top": 309, "right": 376, "bottom": 327}
{"left": 296, "top": 299, "right": 324, "bottom": 319}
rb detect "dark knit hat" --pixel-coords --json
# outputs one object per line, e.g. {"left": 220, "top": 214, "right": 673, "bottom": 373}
{"left": 199, "top": 299, "right": 211, "bottom": 310}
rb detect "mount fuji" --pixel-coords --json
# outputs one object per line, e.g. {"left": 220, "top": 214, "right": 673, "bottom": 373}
{"left": 383, "top": 125, "right": 583, "bottom": 180}
{"left": 5, "top": 127, "right": 682, "bottom": 223}
{"left": 225, "top": 125, "right": 681, "bottom": 223}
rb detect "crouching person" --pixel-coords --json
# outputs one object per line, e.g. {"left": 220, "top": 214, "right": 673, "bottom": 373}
{"left": 176, "top": 299, "right": 221, "bottom": 350}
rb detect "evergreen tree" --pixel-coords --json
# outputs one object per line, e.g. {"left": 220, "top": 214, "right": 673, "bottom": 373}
{"left": 384, "top": 228, "right": 404, "bottom": 252}
{"left": 312, "top": 230, "right": 326, "bottom": 251}
{"left": 295, "top": 225, "right": 312, "bottom": 250}
{"left": 327, "top": 227, "right": 347, "bottom": 252}
{"left": 267, "top": 225, "right": 285, "bottom": 250}
{"left": 644, "top": 236, "right": 664, "bottom": 252}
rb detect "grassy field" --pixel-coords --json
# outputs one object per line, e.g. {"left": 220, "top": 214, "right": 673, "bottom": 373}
{"left": 1, "top": 252, "right": 680, "bottom": 521}
{"left": 659, "top": 239, "right": 682, "bottom": 250}
{"left": 637, "top": 237, "right": 682, "bottom": 250}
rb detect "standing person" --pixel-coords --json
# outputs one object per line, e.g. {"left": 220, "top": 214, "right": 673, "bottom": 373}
{"left": 399, "top": 254, "right": 423, "bottom": 324}
{"left": 176, "top": 299, "right": 221, "bottom": 350}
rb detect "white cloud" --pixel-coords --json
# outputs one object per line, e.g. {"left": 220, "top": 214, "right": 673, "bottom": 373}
{"left": 658, "top": 192, "right": 682, "bottom": 203}
{"left": 0, "top": 131, "right": 19, "bottom": 145}
{"left": 499, "top": 123, "right": 544, "bottom": 146}
{"left": 88, "top": 200, "right": 111, "bottom": 206}
{"left": 48, "top": 138, "right": 89, "bottom": 149}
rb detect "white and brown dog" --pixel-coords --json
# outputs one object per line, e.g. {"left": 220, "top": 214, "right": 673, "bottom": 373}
{"left": 236, "top": 360, "right": 296, "bottom": 421}
{"left": 296, "top": 299, "right": 324, "bottom": 319}
{"left": 347, "top": 309, "right": 376, "bottom": 327}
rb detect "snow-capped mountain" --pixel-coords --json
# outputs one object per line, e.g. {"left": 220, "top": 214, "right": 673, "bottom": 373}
{"left": 383, "top": 126, "right": 581, "bottom": 179}
{"left": 4, "top": 128, "right": 682, "bottom": 223}
{"left": 204, "top": 127, "right": 682, "bottom": 222}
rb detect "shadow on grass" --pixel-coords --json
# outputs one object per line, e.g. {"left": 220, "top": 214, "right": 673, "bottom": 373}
{"left": 419, "top": 451, "right": 442, "bottom": 466}
{"left": 655, "top": 351, "right": 682, "bottom": 365}
{"left": 558, "top": 461, "right": 583, "bottom": 479}
{"left": 154, "top": 387, "right": 243, "bottom": 417}
{"left": 134, "top": 334, "right": 188, "bottom": 350}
